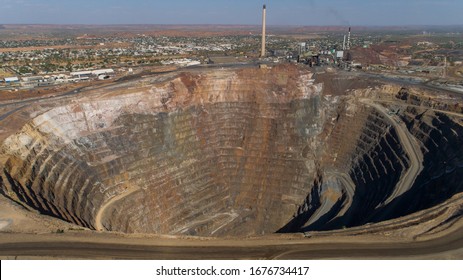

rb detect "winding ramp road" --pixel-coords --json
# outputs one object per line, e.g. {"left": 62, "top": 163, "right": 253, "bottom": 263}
{"left": 360, "top": 99, "right": 424, "bottom": 205}
{"left": 94, "top": 186, "right": 140, "bottom": 231}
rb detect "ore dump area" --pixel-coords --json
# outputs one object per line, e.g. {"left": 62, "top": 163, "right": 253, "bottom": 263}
{"left": 1, "top": 65, "right": 463, "bottom": 259}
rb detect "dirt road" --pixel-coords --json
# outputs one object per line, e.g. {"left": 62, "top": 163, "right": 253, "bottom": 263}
{"left": 0, "top": 223, "right": 462, "bottom": 259}
{"left": 94, "top": 186, "right": 140, "bottom": 231}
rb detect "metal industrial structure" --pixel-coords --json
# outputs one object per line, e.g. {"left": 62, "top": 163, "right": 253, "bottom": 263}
{"left": 347, "top": 27, "right": 352, "bottom": 50}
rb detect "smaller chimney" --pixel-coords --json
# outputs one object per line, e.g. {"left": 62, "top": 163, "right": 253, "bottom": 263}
{"left": 347, "top": 27, "right": 352, "bottom": 50}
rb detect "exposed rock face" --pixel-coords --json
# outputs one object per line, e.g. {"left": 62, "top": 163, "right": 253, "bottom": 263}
{"left": 391, "top": 108, "right": 463, "bottom": 217}
{"left": 1, "top": 65, "right": 462, "bottom": 236}
{"left": 0, "top": 66, "right": 325, "bottom": 236}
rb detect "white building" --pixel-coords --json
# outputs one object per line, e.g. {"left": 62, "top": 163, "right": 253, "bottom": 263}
{"left": 4, "top": 77, "right": 19, "bottom": 83}
{"left": 70, "top": 69, "right": 114, "bottom": 80}
{"left": 91, "top": 69, "right": 115, "bottom": 76}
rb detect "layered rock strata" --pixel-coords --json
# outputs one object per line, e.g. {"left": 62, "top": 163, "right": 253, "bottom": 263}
{"left": 1, "top": 66, "right": 462, "bottom": 237}
{"left": 1, "top": 66, "right": 324, "bottom": 236}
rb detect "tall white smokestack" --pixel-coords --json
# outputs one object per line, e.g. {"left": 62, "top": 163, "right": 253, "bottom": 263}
{"left": 343, "top": 35, "right": 346, "bottom": 51}
{"left": 261, "top": 4, "right": 266, "bottom": 57}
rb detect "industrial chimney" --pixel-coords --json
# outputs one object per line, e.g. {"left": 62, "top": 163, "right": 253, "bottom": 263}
{"left": 261, "top": 4, "right": 266, "bottom": 57}
{"left": 347, "top": 27, "right": 351, "bottom": 50}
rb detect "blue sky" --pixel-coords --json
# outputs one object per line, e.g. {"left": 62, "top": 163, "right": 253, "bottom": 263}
{"left": 0, "top": 0, "right": 462, "bottom": 25}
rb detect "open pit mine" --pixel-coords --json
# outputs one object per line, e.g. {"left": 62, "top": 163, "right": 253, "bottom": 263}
{"left": 0, "top": 65, "right": 463, "bottom": 258}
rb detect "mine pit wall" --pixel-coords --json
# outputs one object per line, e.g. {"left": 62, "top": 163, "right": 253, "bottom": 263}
{"left": 341, "top": 112, "right": 410, "bottom": 228}
{"left": 302, "top": 87, "right": 463, "bottom": 232}
{"left": 1, "top": 124, "right": 103, "bottom": 229}
{"left": 100, "top": 100, "right": 322, "bottom": 236}
{"left": 1, "top": 100, "right": 323, "bottom": 236}
{"left": 280, "top": 101, "right": 411, "bottom": 232}
{"left": 0, "top": 67, "right": 328, "bottom": 236}
{"left": 376, "top": 106, "right": 463, "bottom": 222}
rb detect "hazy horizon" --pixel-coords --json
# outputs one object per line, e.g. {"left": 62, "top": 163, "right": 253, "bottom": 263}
{"left": 2, "top": 23, "right": 463, "bottom": 28}
{"left": 0, "top": 0, "right": 462, "bottom": 26}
